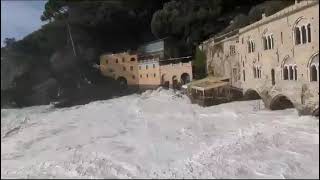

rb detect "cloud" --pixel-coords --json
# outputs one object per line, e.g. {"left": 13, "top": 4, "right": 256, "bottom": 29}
{"left": 1, "top": 0, "right": 47, "bottom": 46}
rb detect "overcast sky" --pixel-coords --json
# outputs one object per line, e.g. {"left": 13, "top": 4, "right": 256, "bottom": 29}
{"left": 1, "top": 0, "right": 47, "bottom": 46}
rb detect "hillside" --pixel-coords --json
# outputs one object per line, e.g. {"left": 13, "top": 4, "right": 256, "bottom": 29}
{"left": 1, "top": 0, "right": 294, "bottom": 108}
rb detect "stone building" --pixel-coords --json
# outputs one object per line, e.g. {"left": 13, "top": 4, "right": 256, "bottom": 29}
{"left": 100, "top": 38, "right": 193, "bottom": 89}
{"left": 200, "top": 0, "right": 319, "bottom": 116}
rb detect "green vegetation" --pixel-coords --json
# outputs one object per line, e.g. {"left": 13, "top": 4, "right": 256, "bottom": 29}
{"left": 193, "top": 47, "right": 207, "bottom": 79}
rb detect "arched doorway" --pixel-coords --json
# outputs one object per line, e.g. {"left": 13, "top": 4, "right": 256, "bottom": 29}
{"left": 271, "top": 69, "right": 275, "bottom": 85}
{"left": 172, "top": 76, "right": 178, "bottom": 89}
{"left": 244, "top": 89, "right": 261, "bottom": 100}
{"left": 181, "top": 73, "right": 191, "bottom": 85}
{"left": 270, "top": 95, "right": 294, "bottom": 110}
{"left": 161, "top": 74, "right": 169, "bottom": 88}
{"left": 117, "top": 76, "right": 127, "bottom": 89}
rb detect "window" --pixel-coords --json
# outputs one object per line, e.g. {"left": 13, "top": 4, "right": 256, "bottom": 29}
{"left": 230, "top": 45, "right": 236, "bottom": 55}
{"left": 302, "top": 26, "right": 307, "bottom": 44}
{"left": 263, "top": 34, "right": 274, "bottom": 50}
{"left": 247, "top": 40, "right": 255, "bottom": 53}
{"left": 109, "top": 68, "right": 114, "bottom": 73}
{"left": 253, "top": 66, "right": 262, "bottom": 79}
{"left": 154, "top": 73, "right": 156, "bottom": 77}
{"left": 140, "top": 74, "right": 142, "bottom": 78}
{"left": 281, "top": 32, "right": 283, "bottom": 44}
{"left": 283, "top": 66, "right": 289, "bottom": 80}
{"left": 153, "top": 64, "right": 155, "bottom": 68}
{"left": 116, "top": 59, "right": 119, "bottom": 63}
{"left": 307, "top": 24, "right": 311, "bottom": 43}
{"left": 146, "top": 74, "right": 148, "bottom": 78}
{"left": 122, "top": 58, "right": 125, "bottom": 62}
{"left": 309, "top": 54, "right": 319, "bottom": 82}
{"left": 310, "top": 65, "right": 318, "bottom": 81}
{"left": 243, "top": 70, "right": 246, "bottom": 81}
{"left": 105, "top": 60, "right": 108, "bottom": 64}
{"left": 282, "top": 61, "right": 297, "bottom": 81}
{"left": 132, "top": 75, "right": 135, "bottom": 79}
{"left": 130, "top": 57, "right": 135, "bottom": 61}
{"left": 146, "top": 65, "right": 148, "bottom": 69}
{"left": 295, "top": 23, "right": 311, "bottom": 45}
{"left": 295, "top": 27, "right": 301, "bottom": 45}
{"left": 123, "top": 66, "right": 126, "bottom": 71}
{"left": 130, "top": 66, "right": 133, "bottom": 71}
{"left": 242, "top": 38, "right": 244, "bottom": 44}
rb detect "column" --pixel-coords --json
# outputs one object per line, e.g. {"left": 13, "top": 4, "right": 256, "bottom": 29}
{"left": 288, "top": 66, "right": 292, "bottom": 80}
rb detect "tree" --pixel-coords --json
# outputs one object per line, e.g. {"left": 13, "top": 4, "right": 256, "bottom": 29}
{"left": 193, "top": 46, "right": 207, "bottom": 79}
{"left": 3, "top": 38, "right": 16, "bottom": 48}
{"left": 151, "top": 0, "right": 223, "bottom": 47}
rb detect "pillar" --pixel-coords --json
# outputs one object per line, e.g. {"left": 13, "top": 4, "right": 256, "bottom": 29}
{"left": 292, "top": 66, "right": 296, "bottom": 80}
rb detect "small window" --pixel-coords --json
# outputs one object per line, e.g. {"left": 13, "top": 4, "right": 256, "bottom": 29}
{"left": 116, "top": 59, "right": 118, "bottom": 63}
{"left": 122, "top": 58, "right": 125, "bottom": 62}
{"left": 295, "top": 27, "right": 301, "bottom": 45}
{"left": 301, "top": 26, "right": 307, "bottom": 44}
{"left": 146, "top": 65, "right": 148, "bottom": 69}
{"left": 242, "top": 38, "right": 244, "bottom": 44}
{"left": 130, "top": 57, "right": 135, "bottom": 61}
{"left": 230, "top": 45, "right": 235, "bottom": 55}
{"left": 281, "top": 32, "right": 283, "bottom": 44}
{"left": 123, "top": 66, "right": 126, "bottom": 71}
{"left": 130, "top": 66, "right": 133, "bottom": 71}
{"left": 105, "top": 60, "right": 108, "bottom": 64}
{"left": 307, "top": 24, "right": 311, "bottom": 43}
{"left": 140, "top": 74, "right": 142, "bottom": 78}
{"left": 154, "top": 73, "right": 156, "bottom": 77}
{"left": 146, "top": 74, "right": 148, "bottom": 78}
{"left": 243, "top": 70, "right": 246, "bottom": 81}
{"left": 132, "top": 75, "right": 135, "bottom": 79}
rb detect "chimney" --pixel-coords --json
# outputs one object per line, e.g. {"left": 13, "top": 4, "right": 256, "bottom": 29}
{"left": 262, "top": 13, "right": 266, "bottom": 19}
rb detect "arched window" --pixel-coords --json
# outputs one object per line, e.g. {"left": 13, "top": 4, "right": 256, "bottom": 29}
{"left": 268, "top": 36, "right": 272, "bottom": 49}
{"left": 301, "top": 26, "right": 307, "bottom": 44}
{"left": 283, "top": 66, "right": 289, "bottom": 80}
{"left": 309, "top": 54, "right": 319, "bottom": 82}
{"left": 307, "top": 24, "right": 311, "bottom": 43}
{"left": 253, "top": 67, "right": 257, "bottom": 78}
{"left": 263, "top": 37, "right": 267, "bottom": 50}
{"left": 310, "top": 65, "right": 317, "bottom": 81}
{"left": 295, "top": 27, "right": 301, "bottom": 45}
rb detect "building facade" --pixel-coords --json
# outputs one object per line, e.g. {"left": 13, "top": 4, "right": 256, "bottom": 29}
{"left": 100, "top": 39, "right": 193, "bottom": 89}
{"left": 201, "top": 0, "right": 319, "bottom": 116}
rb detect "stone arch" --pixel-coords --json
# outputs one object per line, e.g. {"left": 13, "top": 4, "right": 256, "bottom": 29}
{"left": 244, "top": 89, "right": 261, "bottom": 100}
{"left": 180, "top": 73, "right": 191, "bottom": 85}
{"left": 161, "top": 74, "right": 169, "bottom": 88}
{"left": 172, "top": 75, "right": 178, "bottom": 89}
{"left": 269, "top": 94, "right": 294, "bottom": 110}
{"left": 117, "top": 76, "right": 127, "bottom": 88}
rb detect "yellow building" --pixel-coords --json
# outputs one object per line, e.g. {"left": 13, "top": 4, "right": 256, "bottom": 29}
{"left": 100, "top": 52, "right": 139, "bottom": 87}
{"left": 100, "top": 39, "right": 193, "bottom": 89}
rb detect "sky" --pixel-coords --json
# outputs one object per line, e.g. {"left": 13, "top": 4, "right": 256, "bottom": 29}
{"left": 1, "top": 0, "right": 47, "bottom": 46}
